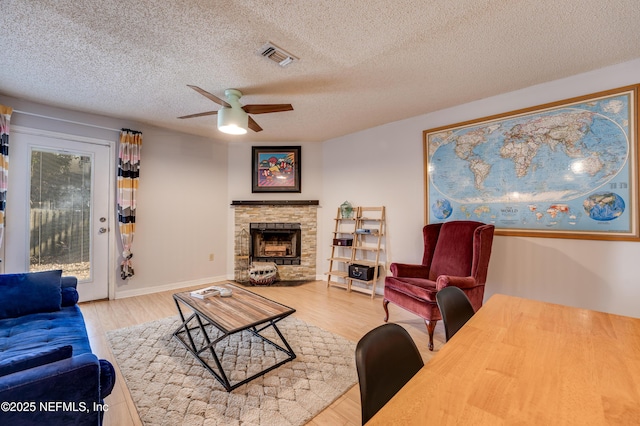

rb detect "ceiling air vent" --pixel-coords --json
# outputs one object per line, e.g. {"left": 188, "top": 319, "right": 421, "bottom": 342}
{"left": 259, "top": 42, "right": 298, "bottom": 67}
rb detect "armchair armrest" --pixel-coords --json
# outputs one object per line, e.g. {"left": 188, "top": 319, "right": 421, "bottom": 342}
{"left": 390, "top": 263, "right": 430, "bottom": 278}
{"left": 435, "top": 275, "right": 478, "bottom": 291}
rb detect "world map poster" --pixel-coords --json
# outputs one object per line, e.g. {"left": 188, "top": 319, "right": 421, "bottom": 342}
{"left": 424, "top": 85, "right": 639, "bottom": 240}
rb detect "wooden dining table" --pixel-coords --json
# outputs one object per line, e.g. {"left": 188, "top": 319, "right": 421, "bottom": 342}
{"left": 367, "top": 294, "right": 640, "bottom": 425}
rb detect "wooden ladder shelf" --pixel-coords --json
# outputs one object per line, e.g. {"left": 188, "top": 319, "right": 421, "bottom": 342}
{"left": 325, "top": 206, "right": 386, "bottom": 298}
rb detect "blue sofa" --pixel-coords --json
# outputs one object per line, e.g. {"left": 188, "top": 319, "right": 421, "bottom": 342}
{"left": 0, "top": 270, "right": 115, "bottom": 425}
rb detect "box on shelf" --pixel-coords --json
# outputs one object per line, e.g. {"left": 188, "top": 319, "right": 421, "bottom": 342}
{"left": 355, "top": 228, "right": 379, "bottom": 235}
{"left": 333, "top": 237, "right": 353, "bottom": 246}
{"left": 348, "top": 264, "right": 380, "bottom": 281}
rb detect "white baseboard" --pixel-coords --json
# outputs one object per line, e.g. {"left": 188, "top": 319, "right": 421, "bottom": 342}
{"left": 114, "top": 275, "right": 228, "bottom": 299}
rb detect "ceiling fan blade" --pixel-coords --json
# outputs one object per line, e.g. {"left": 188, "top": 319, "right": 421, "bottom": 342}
{"left": 242, "top": 104, "right": 293, "bottom": 114}
{"left": 177, "top": 110, "right": 218, "bottom": 119}
{"left": 187, "top": 85, "right": 231, "bottom": 107}
{"left": 248, "top": 116, "right": 263, "bottom": 132}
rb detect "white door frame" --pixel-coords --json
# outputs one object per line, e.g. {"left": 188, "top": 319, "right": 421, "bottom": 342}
{"left": 7, "top": 126, "right": 116, "bottom": 300}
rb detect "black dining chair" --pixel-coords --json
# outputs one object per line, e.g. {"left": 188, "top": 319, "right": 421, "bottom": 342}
{"left": 355, "top": 323, "right": 424, "bottom": 424}
{"left": 436, "top": 285, "right": 476, "bottom": 342}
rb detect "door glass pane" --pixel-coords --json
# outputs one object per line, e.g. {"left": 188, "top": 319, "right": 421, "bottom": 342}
{"left": 29, "top": 149, "right": 92, "bottom": 280}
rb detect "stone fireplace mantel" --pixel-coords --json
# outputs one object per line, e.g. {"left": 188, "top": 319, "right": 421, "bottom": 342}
{"left": 231, "top": 200, "right": 319, "bottom": 206}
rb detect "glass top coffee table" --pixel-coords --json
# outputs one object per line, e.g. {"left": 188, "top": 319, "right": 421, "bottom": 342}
{"left": 172, "top": 282, "right": 296, "bottom": 391}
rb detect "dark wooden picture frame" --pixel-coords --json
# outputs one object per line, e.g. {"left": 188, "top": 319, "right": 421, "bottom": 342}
{"left": 252, "top": 146, "right": 301, "bottom": 193}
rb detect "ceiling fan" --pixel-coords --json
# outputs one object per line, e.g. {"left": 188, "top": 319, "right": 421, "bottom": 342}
{"left": 177, "top": 85, "right": 293, "bottom": 134}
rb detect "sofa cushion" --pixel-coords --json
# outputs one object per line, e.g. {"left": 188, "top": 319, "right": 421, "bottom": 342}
{"left": 0, "top": 270, "right": 62, "bottom": 319}
{"left": 0, "top": 306, "right": 93, "bottom": 358}
{"left": 0, "top": 345, "right": 72, "bottom": 377}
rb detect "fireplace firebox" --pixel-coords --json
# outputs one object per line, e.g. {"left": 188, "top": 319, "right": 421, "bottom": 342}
{"left": 250, "top": 223, "right": 301, "bottom": 265}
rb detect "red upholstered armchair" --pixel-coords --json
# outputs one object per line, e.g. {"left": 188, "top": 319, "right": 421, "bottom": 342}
{"left": 383, "top": 221, "right": 495, "bottom": 350}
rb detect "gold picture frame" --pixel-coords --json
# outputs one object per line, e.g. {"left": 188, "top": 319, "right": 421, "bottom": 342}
{"left": 423, "top": 84, "right": 640, "bottom": 241}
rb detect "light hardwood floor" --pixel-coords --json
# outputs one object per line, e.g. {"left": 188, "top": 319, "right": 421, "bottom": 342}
{"left": 81, "top": 280, "right": 445, "bottom": 426}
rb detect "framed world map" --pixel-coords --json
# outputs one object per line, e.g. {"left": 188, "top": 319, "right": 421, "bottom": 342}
{"left": 423, "top": 84, "right": 639, "bottom": 241}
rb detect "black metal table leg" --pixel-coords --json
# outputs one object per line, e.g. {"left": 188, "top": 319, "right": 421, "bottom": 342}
{"left": 171, "top": 295, "right": 296, "bottom": 392}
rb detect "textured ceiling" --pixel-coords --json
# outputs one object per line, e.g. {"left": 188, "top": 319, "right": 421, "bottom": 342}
{"left": 2, "top": 0, "right": 640, "bottom": 142}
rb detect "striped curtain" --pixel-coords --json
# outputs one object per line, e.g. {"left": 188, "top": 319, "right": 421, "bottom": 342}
{"left": 117, "top": 129, "right": 142, "bottom": 279}
{"left": 0, "top": 105, "right": 12, "bottom": 257}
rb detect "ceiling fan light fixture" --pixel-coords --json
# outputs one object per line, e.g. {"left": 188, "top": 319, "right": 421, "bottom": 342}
{"left": 180, "top": 86, "right": 292, "bottom": 134}
{"left": 217, "top": 106, "right": 248, "bottom": 135}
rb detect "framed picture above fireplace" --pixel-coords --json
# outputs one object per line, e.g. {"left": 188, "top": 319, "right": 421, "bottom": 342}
{"left": 252, "top": 146, "right": 301, "bottom": 193}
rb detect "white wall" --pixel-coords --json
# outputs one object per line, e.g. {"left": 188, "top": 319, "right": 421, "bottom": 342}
{"left": 121, "top": 125, "right": 229, "bottom": 296}
{"left": 322, "top": 58, "right": 640, "bottom": 318}
{"left": 1, "top": 95, "right": 229, "bottom": 298}
{"left": 4, "top": 58, "right": 640, "bottom": 316}
{"left": 225, "top": 141, "right": 325, "bottom": 278}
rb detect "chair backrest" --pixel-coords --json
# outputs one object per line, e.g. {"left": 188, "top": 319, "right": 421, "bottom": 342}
{"left": 422, "top": 221, "right": 494, "bottom": 283}
{"left": 436, "top": 286, "right": 476, "bottom": 341}
{"left": 355, "top": 323, "right": 424, "bottom": 424}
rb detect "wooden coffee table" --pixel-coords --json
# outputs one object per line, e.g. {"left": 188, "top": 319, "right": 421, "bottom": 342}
{"left": 172, "top": 283, "right": 296, "bottom": 391}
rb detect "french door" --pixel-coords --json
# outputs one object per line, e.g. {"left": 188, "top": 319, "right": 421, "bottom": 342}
{"left": 7, "top": 128, "right": 113, "bottom": 301}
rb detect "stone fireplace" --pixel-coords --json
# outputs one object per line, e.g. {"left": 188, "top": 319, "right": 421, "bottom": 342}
{"left": 232, "top": 200, "right": 318, "bottom": 282}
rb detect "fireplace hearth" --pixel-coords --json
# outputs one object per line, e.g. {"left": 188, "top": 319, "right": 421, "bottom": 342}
{"left": 250, "top": 222, "right": 301, "bottom": 265}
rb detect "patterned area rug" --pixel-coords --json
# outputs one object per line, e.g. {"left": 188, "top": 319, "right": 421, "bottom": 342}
{"left": 106, "top": 316, "right": 357, "bottom": 425}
